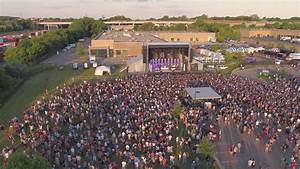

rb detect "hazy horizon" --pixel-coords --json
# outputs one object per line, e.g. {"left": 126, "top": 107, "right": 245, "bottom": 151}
{"left": 0, "top": 0, "right": 299, "bottom": 19}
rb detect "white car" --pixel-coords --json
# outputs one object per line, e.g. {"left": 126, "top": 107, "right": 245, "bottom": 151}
{"left": 69, "top": 44, "right": 76, "bottom": 48}
{"left": 275, "top": 60, "right": 282, "bottom": 65}
{"left": 89, "top": 56, "right": 96, "bottom": 63}
{"left": 92, "top": 62, "right": 98, "bottom": 68}
{"left": 219, "top": 66, "right": 228, "bottom": 70}
{"left": 84, "top": 63, "right": 89, "bottom": 69}
{"left": 73, "top": 63, "right": 78, "bottom": 70}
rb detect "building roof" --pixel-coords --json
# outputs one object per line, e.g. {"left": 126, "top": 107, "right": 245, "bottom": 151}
{"left": 97, "top": 31, "right": 166, "bottom": 43}
{"left": 147, "top": 42, "right": 189, "bottom": 48}
{"left": 185, "top": 87, "right": 221, "bottom": 100}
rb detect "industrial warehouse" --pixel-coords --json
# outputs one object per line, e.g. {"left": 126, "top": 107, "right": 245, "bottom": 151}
{"left": 89, "top": 31, "right": 216, "bottom": 72}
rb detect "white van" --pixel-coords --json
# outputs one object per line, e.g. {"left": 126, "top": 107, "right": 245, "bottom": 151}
{"left": 89, "top": 56, "right": 96, "bottom": 63}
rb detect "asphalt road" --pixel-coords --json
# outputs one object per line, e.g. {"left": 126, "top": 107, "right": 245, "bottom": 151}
{"left": 232, "top": 65, "right": 300, "bottom": 80}
{"left": 215, "top": 117, "right": 299, "bottom": 169}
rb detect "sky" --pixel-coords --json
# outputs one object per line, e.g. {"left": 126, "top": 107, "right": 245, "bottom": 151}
{"left": 0, "top": 0, "right": 299, "bottom": 19}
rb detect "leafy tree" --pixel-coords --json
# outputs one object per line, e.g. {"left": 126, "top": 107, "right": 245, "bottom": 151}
{"left": 232, "top": 23, "right": 247, "bottom": 29}
{"left": 248, "top": 24, "right": 257, "bottom": 29}
{"left": 0, "top": 68, "right": 15, "bottom": 91}
{"left": 198, "top": 136, "right": 214, "bottom": 158}
{"left": 224, "top": 52, "right": 235, "bottom": 62}
{"left": 265, "top": 43, "right": 274, "bottom": 49}
{"left": 172, "top": 103, "right": 182, "bottom": 119}
{"left": 194, "top": 14, "right": 208, "bottom": 20}
{"left": 0, "top": 17, "right": 37, "bottom": 33}
{"left": 5, "top": 152, "right": 50, "bottom": 169}
{"left": 134, "top": 23, "right": 155, "bottom": 31}
{"left": 76, "top": 42, "right": 85, "bottom": 58}
{"left": 169, "top": 24, "right": 187, "bottom": 31}
{"left": 91, "top": 20, "right": 105, "bottom": 37}
{"left": 276, "top": 43, "right": 286, "bottom": 49}
{"left": 4, "top": 61, "right": 29, "bottom": 78}
{"left": 211, "top": 44, "right": 221, "bottom": 52}
{"left": 4, "top": 17, "right": 104, "bottom": 64}
{"left": 106, "top": 15, "right": 131, "bottom": 21}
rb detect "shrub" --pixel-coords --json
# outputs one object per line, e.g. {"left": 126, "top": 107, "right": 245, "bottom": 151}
{"left": 4, "top": 61, "right": 29, "bottom": 78}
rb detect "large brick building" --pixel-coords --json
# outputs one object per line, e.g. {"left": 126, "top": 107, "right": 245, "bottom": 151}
{"left": 89, "top": 31, "right": 216, "bottom": 58}
{"left": 241, "top": 29, "right": 300, "bottom": 39}
{"left": 89, "top": 31, "right": 214, "bottom": 72}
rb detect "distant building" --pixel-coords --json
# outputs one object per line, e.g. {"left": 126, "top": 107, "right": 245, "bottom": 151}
{"left": 104, "top": 20, "right": 195, "bottom": 31}
{"left": 241, "top": 29, "right": 300, "bottom": 39}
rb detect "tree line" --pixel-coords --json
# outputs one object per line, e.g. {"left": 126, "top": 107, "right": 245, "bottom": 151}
{"left": 0, "top": 16, "right": 37, "bottom": 34}
{"left": 104, "top": 15, "right": 300, "bottom": 22}
{"left": 0, "top": 17, "right": 105, "bottom": 99}
{"left": 134, "top": 18, "right": 241, "bottom": 42}
{"left": 4, "top": 17, "right": 105, "bottom": 64}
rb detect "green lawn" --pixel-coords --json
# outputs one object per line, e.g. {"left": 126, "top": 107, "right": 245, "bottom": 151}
{"left": 0, "top": 67, "right": 92, "bottom": 151}
{"left": 219, "top": 59, "right": 242, "bottom": 76}
{"left": 0, "top": 67, "right": 87, "bottom": 124}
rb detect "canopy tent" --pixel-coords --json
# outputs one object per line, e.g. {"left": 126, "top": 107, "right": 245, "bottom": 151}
{"left": 185, "top": 87, "right": 221, "bottom": 100}
{"left": 95, "top": 66, "right": 111, "bottom": 76}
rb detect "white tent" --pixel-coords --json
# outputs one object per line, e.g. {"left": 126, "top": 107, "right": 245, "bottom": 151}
{"left": 95, "top": 66, "right": 111, "bottom": 76}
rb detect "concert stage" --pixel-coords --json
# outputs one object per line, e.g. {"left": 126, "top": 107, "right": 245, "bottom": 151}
{"left": 144, "top": 42, "right": 191, "bottom": 72}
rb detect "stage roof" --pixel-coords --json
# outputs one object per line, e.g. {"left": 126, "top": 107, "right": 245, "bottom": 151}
{"left": 147, "top": 42, "right": 190, "bottom": 49}
{"left": 185, "top": 87, "right": 221, "bottom": 100}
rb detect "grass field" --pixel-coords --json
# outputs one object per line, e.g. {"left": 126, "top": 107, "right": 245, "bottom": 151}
{"left": 0, "top": 67, "right": 94, "bottom": 151}
{"left": 0, "top": 67, "right": 88, "bottom": 125}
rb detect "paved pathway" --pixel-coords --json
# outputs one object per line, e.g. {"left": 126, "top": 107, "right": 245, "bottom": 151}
{"left": 232, "top": 65, "right": 300, "bottom": 80}
{"left": 215, "top": 118, "right": 298, "bottom": 169}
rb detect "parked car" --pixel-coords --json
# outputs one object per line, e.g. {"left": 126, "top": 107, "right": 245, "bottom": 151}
{"left": 92, "top": 62, "right": 98, "bottom": 68}
{"left": 84, "top": 62, "right": 89, "bottom": 69}
{"left": 73, "top": 63, "right": 78, "bottom": 70}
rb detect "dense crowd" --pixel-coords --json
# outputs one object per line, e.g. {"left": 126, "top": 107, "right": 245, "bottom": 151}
{"left": 2, "top": 73, "right": 300, "bottom": 169}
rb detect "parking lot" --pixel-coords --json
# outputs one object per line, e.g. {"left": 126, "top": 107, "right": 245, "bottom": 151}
{"left": 42, "top": 38, "right": 90, "bottom": 66}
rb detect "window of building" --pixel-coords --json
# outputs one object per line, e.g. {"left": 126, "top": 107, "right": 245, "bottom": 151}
{"left": 196, "top": 38, "right": 199, "bottom": 41}
{"left": 177, "top": 38, "right": 180, "bottom": 41}
{"left": 122, "top": 50, "right": 128, "bottom": 56}
{"left": 91, "top": 49, "right": 108, "bottom": 57}
{"left": 115, "top": 50, "right": 122, "bottom": 56}
{"left": 171, "top": 38, "right": 174, "bottom": 41}
{"left": 190, "top": 38, "right": 193, "bottom": 42}
{"left": 115, "top": 50, "right": 128, "bottom": 57}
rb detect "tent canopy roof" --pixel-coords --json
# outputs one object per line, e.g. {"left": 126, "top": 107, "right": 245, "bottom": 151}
{"left": 185, "top": 87, "right": 221, "bottom": 100}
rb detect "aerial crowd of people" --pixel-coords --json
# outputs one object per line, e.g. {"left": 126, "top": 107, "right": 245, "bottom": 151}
{"left": 1, "top": 73, "right": 300, "bottom": 169}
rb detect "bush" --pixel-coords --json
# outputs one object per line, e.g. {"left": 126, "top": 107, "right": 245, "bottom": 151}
{"left": 4, "top": 61, "right": 29, "bottom": 78}
{"left": 224, "top": 52, "right": 234, "bottom": 62}
{"left": 198, "top": 136, "right": 214, "bottom": 158}
{"left": 76, "top": 42, "right": 85, "bottom": 57}
{"left": 172, "top": 103, "right": 182, "bottom": 119}
{"left": 211, "top": 44, "right": 221, "bottom": 52}
{"left": 0, "top": 68, "right": 15, "bottom": 91}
